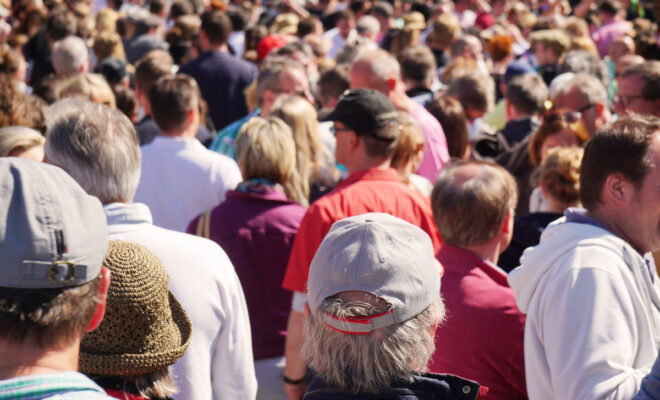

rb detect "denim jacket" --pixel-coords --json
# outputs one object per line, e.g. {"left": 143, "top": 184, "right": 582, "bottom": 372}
{"left": 302, "top": 372, "right": 484, "bottom": 400}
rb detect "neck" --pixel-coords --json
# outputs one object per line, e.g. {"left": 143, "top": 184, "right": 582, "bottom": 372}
{"left": 462, "top": 238, "right": 504, "bottom": 264}
{"left": 389, "top": 86, "right": 415, "bottom": 111}
{"left": 586, "top": 207, "right": 644, "bottom": 254}
{"left": 0, "top": 338, "right": 81, "bottom": 379}
{"left": 204, "top": 42, "right": 228, "bottom": 52}
{"left": 346, "top": 157, "right": 391, "bottom": 176}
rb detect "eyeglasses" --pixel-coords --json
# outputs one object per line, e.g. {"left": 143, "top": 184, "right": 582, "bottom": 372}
{"left": 615, "top": 94, "right": 647, "bottom": 108}
{"left": 330, "top": 125, "right": 352, "bottom": 135}
{"left": 543, "top": 110, "right": 581, "bottom": 125}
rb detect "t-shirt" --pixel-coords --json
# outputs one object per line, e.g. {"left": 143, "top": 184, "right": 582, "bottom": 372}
{"left": 282, "top": 167, "right": 442, "bottom": 293}
{"left": 409, "top": 103, "right": 450, "bottom": 182}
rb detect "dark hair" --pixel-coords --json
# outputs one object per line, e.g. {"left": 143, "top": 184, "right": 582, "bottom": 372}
{"left": 149, "top": 0, "right": 167, "bottom": 14}
{"left": 113, "top": 86, "right": 138, "bottom": 122}
{"left": 598, "top": 0, "right": 622, "bottom": 15}
{"left": 45, "top": 8, "right": 77, "bottom": 41}
{"left": 134, "top": 56, "right": 172, "bottom": 96}
{"left": 580, "top": 114, "right": 660, "bottom": 210}
{"left": 298, "top": 16, "right": 321, "bottom": 37}
{"left": 621, "top": 61, "right": 660, "bottom": 101}
{"left": 506, "top": 74, "right": 548, "bottom": 116}
{"left": 169, "top": 0, "right": 194, "bottom": 18}
{"left": 226, "top": 5, "right": 249, "bottom": 32}
{"left": 201, "top": 10, "right": 232, "bottom": 45}
{"left": 335, "top": 9, "right": 355, "bottom": 23}
{"left": 399, "top": 45, "right": 436, "bottom": 85}
{"left": 318, "top": 64, "right": 350, "bottom": 106}
{"left": 149, "top": 75, "right": 198, "bottom": 133}
{"left": 427, "top": 96, "right": 469, "bottom": 159}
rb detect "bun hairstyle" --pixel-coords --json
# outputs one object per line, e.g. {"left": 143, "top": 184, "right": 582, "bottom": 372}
{"left": 540, "top": 146, "right": 583, "bottom": 207}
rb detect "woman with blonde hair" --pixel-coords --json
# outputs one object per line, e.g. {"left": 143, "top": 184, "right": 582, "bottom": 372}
{"left": 187, "top": 117, "right": 306, "bottom": 400}
{"left": 499, "top": 146, "right": 583, "bottom": 271}
{"left": 56, "top": 73, "right": 117, "bottom": 109}
{"left": 0, "top": 126, "right": 45, "bottom": 161}
{"left": 271, "top": 95, "right": 337, "bottom": 204}
{"left": 390, "top": 111, "right": 433, "bottom": 196}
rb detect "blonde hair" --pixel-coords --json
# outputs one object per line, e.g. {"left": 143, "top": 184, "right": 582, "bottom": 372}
{"left": 540, "top": 146, "right": 583, "bottom": 208}
{"left": 96, "top": 9, "right": 119, "bottom": 33}
{"left": 235, "top": 117, "right": 307, "bottom": 206}
{"left": 391, "top": 111, "right": 424, "bottom": 184}
{"left": 271, "top": 95, "right": 333, "bottom": 204}
{"left": 56, "top": 73, "right": 116, "bottom": 109}
{"left": 93, "top": 31, "right": 126, "bottom": 62}
{"left": 0, "top": 126, "right": 44, "bottom": 157}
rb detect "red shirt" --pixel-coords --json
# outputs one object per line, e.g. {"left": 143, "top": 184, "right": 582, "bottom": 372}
{"left": 282, "top": 168, "right": 441, "bottom": 293}
{"left": 429, "top": 244, "right": 527, "bottom": 400}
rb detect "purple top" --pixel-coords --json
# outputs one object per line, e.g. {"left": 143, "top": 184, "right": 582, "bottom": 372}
{"left": 187, "top": 187, "right": 306, "bottom": 359}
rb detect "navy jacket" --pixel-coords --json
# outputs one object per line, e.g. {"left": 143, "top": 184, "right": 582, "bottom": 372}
{"left": 303, "top": 373, "right": 483, "bottom": 400}
{"left": 179, "top": 51, "right": 258, "bottom": 131}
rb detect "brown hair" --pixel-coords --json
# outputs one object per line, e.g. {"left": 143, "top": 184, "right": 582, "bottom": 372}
{"left": 149, "top": 75, "right": 198, "bottom": 134}
{"left": 428, "top": 13, "right": 460, "bottom": 50}
{"left": 134, "top": 56, "right": 172, "bottom": 96}
{"left": 0, "top": 276, "right": 100, "bottom": 348}
{"left": 580, "top": 114, "right": 660, "bottom": 210}
{"left": 93, "top": 31, "right": 126, "bottom": 62}
{"left": 529, "top": 117, "right": 584, "bottom": 166}
{"left": 432, "top": 160, "right": 518, "bottom": 247}
{"left": 201, "top": 9, "right": 232, "bottom": 45}
{"left": 390, "top": 111, "right": 424, "bottom": 183}
{"left": 541, "top": 146, "right": 583, "bottom": 207}
{"left": 426, "top": 96, "right": 469, "bottom": 159}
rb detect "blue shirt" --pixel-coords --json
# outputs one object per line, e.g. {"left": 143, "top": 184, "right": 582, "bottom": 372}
{"left": 0, "top": 372, "right": 112, "bottom": 400}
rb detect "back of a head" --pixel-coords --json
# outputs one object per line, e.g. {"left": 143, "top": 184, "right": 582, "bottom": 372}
{"left": 80, "top": 241, "right": 191, "bottom": 399}
{"left": 580, "top": 114, "right": 660, "bottom": 210}
{"left": 52, "top": 35, "right": 89, "bottom": 77}
{"left": 506, "top": 74, "right": 548, "bottom": 116}
{"left": 448, "top": 70, "right": 495, "bottom": 115}
{"left": 432, "top": 161, "right": 518, "bottom": 247}
{"left": 0, "top": 157, "right": 107, "bottom": 349}
{"left": 390, "top": 110, "right": 424, "bottom": 174}
{"left": 46, "top": 9, "right": 77, "bottom": 41}
{"left": 541, "top": 146, "right": 583, "bottom": 208}
{"left": 235, "top": 116, "right": 296, "bottom": 186}
{"left": 371, "top": 1, "right": 393, "bottom": 19}
{"left": 399, "top": 45, "right": 436, "bottom": 86}
{"left": 449, "top": 35, "right": 479, "bottom": 59}
{"left": 304, "top": 213, "right": 442, "bottom": 393}
{"left": 429, "top": 13, "right": 460, "bottom": 50}
{"left": 45, "top": 99, "right": 140, "bottom": 204}
{"left": 56, "top": 73, "right": 117, "bottom": 109}
{"left": 552, "top": 72, "right": 607, "bottom": 107}
{"left": 149, "top": 75, "right": 198, "bottom": 135}
{"left": 357, "top": 15, "right": 380, "bottom": 36}
{"left": 530, "top": 29, "right": 570, "bottom": 57}
{"left": 201, "top": 9, "right": 231, "bottom": 45}
{"left": 0, "top": 126, "right": 44, "bottom": 157}
{"left": 318, "top": 64, "right": 350, "bottom": 106}
{"left": 351, "top": 49, "right": 401, "bottom": 91}
{"left": 134, "top": 55, "right": 173, "bottom": 96}
{"left": 560, "top": 50, "right": 609, "bottom": 88}
{"left": 426, "top": 96, "right": 469, "bottom": 159}
{"left": 271, "top": 94, "right": 323, "bottom": 169}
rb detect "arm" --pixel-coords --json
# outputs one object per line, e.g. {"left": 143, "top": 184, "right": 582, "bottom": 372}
{"left": 634, "top": 349, "right": 660, "bottom": 400}
{"left": 283, "top": 306, "right": 308, "bottom": 400}
{"left": 539, "top": 266, "right": 650, "bottom": 399}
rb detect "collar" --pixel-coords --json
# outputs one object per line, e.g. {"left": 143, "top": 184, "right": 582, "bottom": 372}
{"left": 337, "top": 168, "right": 401, "bottom": 189}
{"left": 437, "top": 244, "right": 508, "bottom": 282}
{"left": 0, "top": 372, "right": 107, "bottom": 399}
{"left": 150, "top": 135, "right": 201, "bottom": 148}
{"left": 564, "top": 207, "right": 606, "bottom": 230}
{"left": 104, "top": 202, "right": 153, "bottom": 227}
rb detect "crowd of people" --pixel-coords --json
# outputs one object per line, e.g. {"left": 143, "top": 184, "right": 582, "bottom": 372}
{"left": 0, "top": 0, "right": 660, "bottom": 399}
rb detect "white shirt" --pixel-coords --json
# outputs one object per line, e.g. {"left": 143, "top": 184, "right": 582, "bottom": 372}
{"left": 135, "top": 136, "right": 242, "bottom": 232}
{"left": 104, "top": 202, "right": 257, "bottom": 400}
{"left": 323, "top": 27, "right": 357, "bottom": 59}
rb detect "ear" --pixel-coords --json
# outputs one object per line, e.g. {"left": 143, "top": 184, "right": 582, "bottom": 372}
{"left": 347, "top": 131, "right": 360, "bottom": 150}
{"left": 386, "top": 77, "right": 397, "bottom": 92}
{"left": 602, "top": 172, "right": 633, "bottom": 206}
{"left": 500, "top": 208, "right": 513, "bottom": 235}
{"left": 594, "top": 102, "right": 605, "bottom": 117}
{"left": 86, "top": 267, "right": 111, "bottom": 333}
{"left": 304, "top": 302, "right": 310, "bottom": 319}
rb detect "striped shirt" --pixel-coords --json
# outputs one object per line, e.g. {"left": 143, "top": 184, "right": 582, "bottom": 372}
{"left": 0, "top": 372, "right": 112, "bottom": 400}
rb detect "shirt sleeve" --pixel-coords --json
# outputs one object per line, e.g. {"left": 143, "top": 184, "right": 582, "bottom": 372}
{"left": 210, "top": 252, "right": 258, "bottom": 400}
{"left": 634, "top": 349, "right": 660, "bottom": 400}
{"left": 539, "top": 266, "right": 650, "bottom": 400}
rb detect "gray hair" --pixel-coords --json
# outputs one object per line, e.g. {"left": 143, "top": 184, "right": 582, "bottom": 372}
{"left": 551, "top": 72, "right": 607, "bottom": 106}
{"left": 256, "top": 56, "right": 305, "bottom": 104}
{"left": 303, "top": 291, "right": 443, "bottom": 393}
{"left": 559, "top": 50, "right": 609, "bottom": 89}
{"left": 52, "top": 36, "right": 89, "bottom": 77}
{"left": 0, "top": 126, "right": 44, "bottom": 157}
{"left": 357, "top": 15, "right": 380, "bottom": 34}
{"left": 44, "top": 99, "right": 140, "bottom": 204}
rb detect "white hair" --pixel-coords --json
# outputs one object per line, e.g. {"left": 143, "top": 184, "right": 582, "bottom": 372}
{"left": 52, "top": 36, "right": 89, "bottom": 77}
{"left": 357, "top": 15, "right": 380, "bottom": 34}
{"left": 352, "top": 49, "right": 401, "bottom": 88}
{"left": 44, "top": 99, "right": 141, "bottom": 203}
{"left": 303, "top": 291, "right": 444, "bottom": 393}
{"left": 551, "top": 72, "right": 607, "bottom": 105}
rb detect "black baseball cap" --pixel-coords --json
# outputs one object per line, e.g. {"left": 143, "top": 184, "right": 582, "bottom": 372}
{"left": 319, "top": 89, "right": 399, "bottom": 141}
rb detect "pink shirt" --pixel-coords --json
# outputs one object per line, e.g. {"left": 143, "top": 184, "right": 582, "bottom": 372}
{"left": 409, "top": 102, "right": 451, "bottom": 182}
{"left": 591, "top": 19, "right": 632, "bottom": 58}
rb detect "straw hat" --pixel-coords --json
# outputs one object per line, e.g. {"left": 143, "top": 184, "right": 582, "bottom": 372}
{"left": 402, "top": 12, "right": 427, "bottom": 31}
{"left": 80, "top": 241, "right": 192, "bottom": 376}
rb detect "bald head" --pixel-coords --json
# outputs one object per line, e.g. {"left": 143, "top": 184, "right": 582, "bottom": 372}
{"left": 350, "top": 49, "right": 401, "bottom": 94}
{"left": 608, "top": 35, "right": 635, "bottom": 63}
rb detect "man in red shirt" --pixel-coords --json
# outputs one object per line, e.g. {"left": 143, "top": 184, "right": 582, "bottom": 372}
{"left": 429, "top": 160, "right": 527, "bottom": 400}
{"left": 281, "top": 89, "right": 441, "bottom": 399}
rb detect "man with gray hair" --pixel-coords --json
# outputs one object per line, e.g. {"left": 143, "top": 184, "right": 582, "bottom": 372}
{"left": 44, "top": 99, "right": 257, "bottom": 400}
{"left": 51, "top": 35, "right": 89, "bottom": 78}
{"left": 429, "top": 161, "right": 526, "bottom": 400}
{"left": 351, "top": 49, "right": 449, "bottom": 181}
{"left": 551, "top": 72, "right": 612, "bottom": 139}
{"left": 616, "top": 61, "right": 660, "bottom": 117}
{"left": 302, "top": 212, "right": 483, "bottom": 399}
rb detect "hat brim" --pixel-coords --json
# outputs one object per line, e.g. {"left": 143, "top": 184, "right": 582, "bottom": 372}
{"left": 79, "top": 292, "right": 192, "bottom": 376}
{"left": 317, "top": 108, "right": 337, "bottom": 122}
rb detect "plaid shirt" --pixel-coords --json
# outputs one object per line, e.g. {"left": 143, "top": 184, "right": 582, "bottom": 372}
{"left": 0, "top": 372, "right": 112, "bottom": 400}
{"left": 209, "top": 109, "right": 260, "bottom": 159}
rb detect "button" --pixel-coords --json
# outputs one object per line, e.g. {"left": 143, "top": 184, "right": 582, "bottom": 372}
{"left": 462, "top": 386, "right": 471, "bottom": 394}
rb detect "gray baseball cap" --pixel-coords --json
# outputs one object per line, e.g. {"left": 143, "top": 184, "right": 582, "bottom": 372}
{"left": 0, "top": 158, "right": 108, "bottom": 288}
{"left": 307, "top": 213, "right": 442, "bottom": 334}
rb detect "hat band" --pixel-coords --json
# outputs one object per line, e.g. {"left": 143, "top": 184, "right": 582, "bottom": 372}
{"left": 320, "top": 309, "right": 396, "bottom": 335}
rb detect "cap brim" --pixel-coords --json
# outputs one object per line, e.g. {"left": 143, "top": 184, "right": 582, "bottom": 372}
{"left": 317, "top": 108, "right": 337, "bottom": 122}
